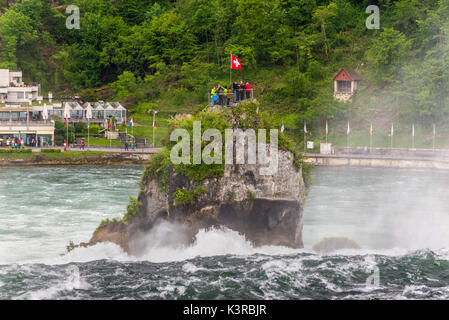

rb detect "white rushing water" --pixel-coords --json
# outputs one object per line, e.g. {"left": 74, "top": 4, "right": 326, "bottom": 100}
{"left": 2, "top": 165, "right": 449, "bottom": 300}
{"left": 2, "top": 165, "right": 449, "bottom": 266}
{"left": 0, "top": 166, "right": 143, "bottom": 265}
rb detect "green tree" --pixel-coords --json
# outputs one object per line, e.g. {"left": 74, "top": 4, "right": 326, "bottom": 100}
{"left": 365, "top": 27, "right": 409, "bottom": 84}
{"left": 111, "top": 71, "right": 140, "bottom": 99}
{"left": 0, "top": 9, "right": 37, "bottom": 68}
{"left": 312, "top": 3, "right": 337, "bottom": 62}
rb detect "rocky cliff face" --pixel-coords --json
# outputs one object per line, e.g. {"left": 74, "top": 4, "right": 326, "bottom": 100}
{"left": 86, "top": 149, "right": 307, "bottom": 255}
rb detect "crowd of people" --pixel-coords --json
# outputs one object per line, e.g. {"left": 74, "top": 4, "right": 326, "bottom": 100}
{"left": 5, "top": 137, "right": 25, "bottom": 149}
{"left": 210, "top": 81, "right": 253, "bottom": 107}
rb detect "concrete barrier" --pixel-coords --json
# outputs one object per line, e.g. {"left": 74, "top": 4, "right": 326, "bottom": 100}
{"left": 305, "top": 153, "right": 449, "bottom": 170}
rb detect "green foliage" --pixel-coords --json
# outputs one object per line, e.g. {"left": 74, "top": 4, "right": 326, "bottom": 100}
{"left": 111, "top": 71, "right": 141, "bottom": 100}
{"left": 0, "top": 149, "right": 32, "bottom": 153}
{"left": 1, "top": 0, "right": 448, "bottom": 142}
{"left": 122, "top": 196, "right": 142, "bottom": 225}
{"left": 142, "top": 148, "right": 172, "bottom": 192}
{"left": 83, "top": 124, "right": 100, "bottom": 136}
{"left": 0, "top": 7, "right": 38, "bottom": 68}
{"left": 301, "top": 161, "right": 313, "bottom": 189}
{"left": 227, "top": 191, "right": 236, "bottom": 203}
{"left": 66, "top": 241, "right": 79, "bottom": 253}
{"left": 173, "top": 186, "right": 207, "bottom": 206}
{"left": 41, "top": 149, "right": 61, "bottom": 153}
{"left": 365, "top": 27, "right": 410, "bottom": 84}
{"left": 172, "top": 109, "right": 231, "bottom": 181}
{"left": 246, "top": 189, "right": 256, "bottom": 201}
{"left": 54, "top": 120, "right": 74, "bottom": 137}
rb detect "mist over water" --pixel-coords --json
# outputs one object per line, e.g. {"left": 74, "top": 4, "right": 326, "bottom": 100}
{"left": 2, "top": 165, "right": 449, "bottom": 299}
{"left": 303, "top": 167, "right": 449, "bottom": 251}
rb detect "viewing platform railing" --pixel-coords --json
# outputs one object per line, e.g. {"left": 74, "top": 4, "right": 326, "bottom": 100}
{"left": 208, "top": 89, "right": 254, "bottom": 107}
{"left": 0, "top": 120, "right": 54, "bottom": 126}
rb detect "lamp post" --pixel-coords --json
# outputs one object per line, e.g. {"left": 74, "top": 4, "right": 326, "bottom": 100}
{"left": 152, "top": 110, "right": 158, "bottom": 148}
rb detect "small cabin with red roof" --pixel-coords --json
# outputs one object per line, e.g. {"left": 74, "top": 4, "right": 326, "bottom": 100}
{"left": 333, "top": 68, "right": 361, "bottom": 101}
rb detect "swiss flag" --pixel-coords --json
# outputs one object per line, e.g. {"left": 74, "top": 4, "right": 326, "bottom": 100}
{"left": 231, "top": 54, "right": 242, "bottom": 70}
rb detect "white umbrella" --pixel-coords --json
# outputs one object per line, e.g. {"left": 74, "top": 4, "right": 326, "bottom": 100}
{"left": 42, "top": 103, "right": 48, "bottom": 120}
{"left": 63, "top": 102, "right": 71, "bottom": 119}
{"left": 85, "top": 103, "right": 93, "bottom": 119}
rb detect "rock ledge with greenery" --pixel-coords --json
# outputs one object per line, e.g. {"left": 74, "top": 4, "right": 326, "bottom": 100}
{"left": 83, "top": 103, "right": 310, "bottom": 255}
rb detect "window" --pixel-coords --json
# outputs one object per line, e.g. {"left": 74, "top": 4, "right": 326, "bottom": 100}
{"left": 337, "top": 80, "right": 351, "bottom": 93}
{"left": 0, "top": 112, "right": 9, "bottom": 120}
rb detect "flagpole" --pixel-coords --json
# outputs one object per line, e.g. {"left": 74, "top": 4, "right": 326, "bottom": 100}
{"left": 433, "top": 124, "right": 436, "bottom": 151}
{"left": 230, "top": 52, "right": 232, "bottom": 88}
{"left": 153, "top": 110, "right": 156, "bottom": 147}
{"left": 325, "top": 120, "right": 328, "bottom": 144}
{"left": 391, "top": 124, "right": 393, "bottom": 150}
{"left": 66, "top": 118, "right": 68, "bottom": 149}
{"left": 303, "top": 121, "right": 306, "bottom": 154}
{"left": 346, "top": 121, "right": 350, "bottom": 151}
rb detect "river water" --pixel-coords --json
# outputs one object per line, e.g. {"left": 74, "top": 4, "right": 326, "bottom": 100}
{"left": 1, "top": 165, "right": 449, "bottom": 299}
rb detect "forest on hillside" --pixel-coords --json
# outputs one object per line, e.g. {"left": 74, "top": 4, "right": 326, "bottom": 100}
{"left": 1, "top": 0, "right": 449, "bottom": 133}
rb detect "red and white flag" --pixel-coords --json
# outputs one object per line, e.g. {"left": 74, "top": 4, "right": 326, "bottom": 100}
{"left": 231, "top": 54, "right": 242, "bottom": 70}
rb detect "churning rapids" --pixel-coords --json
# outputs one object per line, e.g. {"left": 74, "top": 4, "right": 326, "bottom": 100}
{"left": 1, "top": 165, "right": 449, "bottom": 299}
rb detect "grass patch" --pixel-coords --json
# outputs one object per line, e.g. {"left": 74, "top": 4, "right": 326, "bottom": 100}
{"left": 87, "top": 137, "right": 123, "bottom": 147}
{"left": 117, "top": 125, "right": 171, "bottom": 147}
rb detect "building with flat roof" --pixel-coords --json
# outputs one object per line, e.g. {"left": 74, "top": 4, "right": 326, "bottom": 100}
{"left": 0, "top": 69, "right": 42, "bottom": 105}
{"left": 0, "top": 101, "right": 128, "bottom": 147}
{"left": 0, "top": 70, "right": 128, "bottom": 147}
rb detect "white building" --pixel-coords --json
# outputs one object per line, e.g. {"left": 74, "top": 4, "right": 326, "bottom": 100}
{"left": 0, "top": 69, "right": 128, "bottom": 146}
{"left": 0, "top": 69, "right": 42, "bottom": 104}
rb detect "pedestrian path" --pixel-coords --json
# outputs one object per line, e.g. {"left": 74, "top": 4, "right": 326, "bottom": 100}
{"left": 29, "top": 146, "right": 163, "bottom": 154}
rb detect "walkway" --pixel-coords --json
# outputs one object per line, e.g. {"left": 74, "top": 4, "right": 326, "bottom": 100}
{"left": 305, "top": 152, "right": 449, "bottom": 170}
{"left": 29, "top": 146, "right": 164, "bottom": 154}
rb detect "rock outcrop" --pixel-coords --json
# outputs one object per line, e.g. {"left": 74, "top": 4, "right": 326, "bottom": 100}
{"left": 86, "top": 149, "right": 307, "bottom": 255}
{"left": 85, "top": 105, "right": 309, "bottom": 255}
{"left": 312, "top": 237, "right": 360, "bottom": 254}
